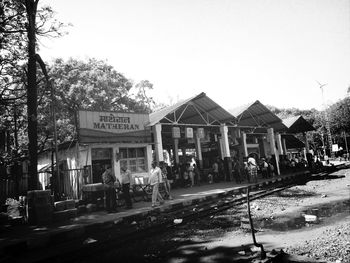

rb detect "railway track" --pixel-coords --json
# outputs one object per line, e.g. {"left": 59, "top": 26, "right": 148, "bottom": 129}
{"left": 5, "top": 174, "right": 310, "bottom": 263}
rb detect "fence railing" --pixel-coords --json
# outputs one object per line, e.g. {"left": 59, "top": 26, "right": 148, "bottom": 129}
{"left": 0, "top": 176, "right": 28, "bottom": 204}
{"left": 1, "top": 168, "right": 85, "bottom": 204}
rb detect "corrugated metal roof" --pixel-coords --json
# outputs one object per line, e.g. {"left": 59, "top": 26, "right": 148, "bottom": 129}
{"left": 282, "top": 134, "right": 305, "bottom": 149}
{"left": 229, "top": 100, "right": 287, "bottom": 131}
{"left": 148, "top": 92, "right": 236, "bottom": 126}
{"left": 282, "top": 115, "right": 315, "bottom": 133}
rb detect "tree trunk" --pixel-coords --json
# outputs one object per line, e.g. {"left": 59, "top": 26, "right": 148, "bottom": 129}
{"left": 26, "top": 0, "right": 39, "bottom": 190}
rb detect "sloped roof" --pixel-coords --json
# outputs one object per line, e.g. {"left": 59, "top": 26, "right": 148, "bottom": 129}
{"left": 148, "top": 92, "right": 236, "bottom": 126}
{"left": 282, "top": 134, "right": 305, "bottom": 149}
{"left": 229, "top": 100, "right": 287, "bottom": 131}
{"left": 282, "top": 115, "right": 315, "bottom": 133}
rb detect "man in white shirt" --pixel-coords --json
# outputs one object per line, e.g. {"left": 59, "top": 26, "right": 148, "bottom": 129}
{"left": 120, "top": 163, "right": 133, "bottom": 209}
{"left": 149, "top": 161, "right": 164, "bottom": 208}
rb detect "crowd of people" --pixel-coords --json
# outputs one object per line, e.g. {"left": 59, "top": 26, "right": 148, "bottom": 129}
{"left": 100, "top": 152, "right": 325, "bottom": 211}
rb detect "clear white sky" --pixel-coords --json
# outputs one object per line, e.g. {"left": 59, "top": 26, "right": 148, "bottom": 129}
{"left": 40, "top": 0, "right": 350, "bottom": 111}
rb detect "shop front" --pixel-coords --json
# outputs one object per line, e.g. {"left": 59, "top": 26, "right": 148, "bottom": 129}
{"left": 78, "top": 110, "right": 152, "bottom": 183}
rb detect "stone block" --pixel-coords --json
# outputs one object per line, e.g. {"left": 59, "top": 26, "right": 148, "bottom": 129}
{"left": 86, "top": 203, "right": 97, "bottom": 213}
{"left": 54, "top": 201, "right": 66, "bottom": 211}
{"left": 27, "top": 190, "right": 51, "bottom": 199}
{"left": 77, "top": 205, "right": 87, "bottom": 214}
{"left": 35, "top": 209, "right": 53, "bottom": 225}
{"left": 66, "top": 208, "right": 78, "bottom": 218}
{"left": 65, "top": 200, "right": 76, "bottom": 210}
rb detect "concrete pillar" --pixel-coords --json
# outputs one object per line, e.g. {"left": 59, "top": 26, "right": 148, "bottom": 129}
{"left": 152, "top": 124, "right": 164, "bottom": 163}
{"left": 181, "top": 147, "right": 187, "bottom": 162}
{"left": 195, "top": 129, "right": 203, "bottom": 168}
{"left": 113, "top": 146, "right": 121, "bottom": 180}
{"left": 267, "top": 128, "right": 280, "bottom": 175}
{"left": 146, "top": 145, "right": 153, "bottom": 172}
{"left": 220, "top": 124, "right": 230, "bottom": 158}
{"left": 275, "top": 133, "right": 283, "bottom": 155}
{"left": 282, "top": 137, "right": 287, "bottom": 155}
{"left": 304, "top": 132, "right": 310, "bottom": 153}
{"left": 242, "top": 131, "right": 248, "bottom": 157}
{"left": 173, "top": 138, "right": 179, "bottom": 165}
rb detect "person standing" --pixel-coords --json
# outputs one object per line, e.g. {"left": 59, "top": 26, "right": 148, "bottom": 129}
{"left": 120, "top": 163, "right": 133, "bottom": 209}
{"left": 102, "top": 166, "right": 117, "bottom": 213}
{"left": 260, "top": 158, "right": 268, "bottom": 179}
{"left": 163, "top": 162, "right": 174, "bottom": 199}
{"left": 149, "top": 161, "right": 164, "bottom": 208}
{"left": 248, "top": 157, "right": 258, "bottom": 183}
{"left": 212, "top": 160, "right": 219, "bottom": 183}
{"left": 233, "top": 157, "right": 242, "bottom": 183}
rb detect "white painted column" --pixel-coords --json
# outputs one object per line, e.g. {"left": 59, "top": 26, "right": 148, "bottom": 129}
{"left": 275, "top": 133, "right": 284, "bottom": 155}
{"left": 113, "top": 146, "right": 121, "bottom": 181}
{"left": 173, "top": 138, "right": 179, "bottom": 165}
{"left": 267, "top": 128, "right": 280, "bottom": 175}
{"left": 195, "top": 129, "right": 203, "bottom": 168}
{"left": 302, "top": 132, "right": 309, "bottom": 160}
{"left": 220, "top": 124, "right": 231, "bottom": 158}
{"left": 242, "top": 131, "right": 248, "bottom": 157}
{"left": 153, "top": 123, "right": 164, "bottom": 163}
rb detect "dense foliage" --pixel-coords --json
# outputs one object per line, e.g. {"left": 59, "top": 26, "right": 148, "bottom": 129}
{"left": 0, "top": 0, "right": 65, "bottom": 166}
{"left": 37, "top": 57, "right": 156, "bottom": 146}
{"left": 1, "top": 1, "right": 156, "bottom": 168}
{"left": 268, "top": 94, "right": 350, "bottom": 152}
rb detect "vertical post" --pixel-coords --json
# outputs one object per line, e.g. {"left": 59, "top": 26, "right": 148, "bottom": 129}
{"left": 220, "top": 124, "right": 230, "bottom": 158}
{"left": 325, "top": 111, "right": 334, "bottom": 158}
{"left": 153, "top": 123, "right": 164, "bottom": 163}
{"left": 26, "top": 0, "right": 39, "bottom": 190}
{"left": 302, "top": 132, "right": 310, "bottom": 160}
{"left": 242, "top": 131, "right": 248, "bottom": 157}
{"left": 275, "top": 133, "right": 283, "bottom": 155}
{"left": 267, "top": 128, "right": 280, "bottom": 175}
{"left": 303, "top": 132, "right": 310, "bottom": 153}
{"left": 344, "top": 131, "right": 348, "bottom": 154}
{"left": 195, "top": 129, "right": 203, "bottom": 168}
{"left": 13, "top": 103, "right": 19, "bottom": 197}
{"left": 173, "top": 138, "right": 179, "bottom": 165}
{"left": 320, "top": 84, "right": 334, "bottom": 158}
{"left": 282, "top": 137, "right": 287, "bottom": 156}
{"left": 50, "top": 80, "right": 60, "bottom": 199}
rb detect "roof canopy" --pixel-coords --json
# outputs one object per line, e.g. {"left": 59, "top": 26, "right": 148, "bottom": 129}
{"left": 282, "top": 115, "right": 315, "bottom": 134}
{"left": 148, "top": 92, "right": 236, "bottom": 127}
{"left": 282, "top": 134, "right": 305, "bottom": 149}
{"left": 229, "top": 100, "right": 287, "bottom": 132}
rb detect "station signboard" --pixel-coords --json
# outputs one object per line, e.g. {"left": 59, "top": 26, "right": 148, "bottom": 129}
{"left": 78, "top": 110, "right": 151, "bottom": 143}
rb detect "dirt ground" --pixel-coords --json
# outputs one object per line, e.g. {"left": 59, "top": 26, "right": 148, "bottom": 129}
{"left": 80, "top": 168, "right": 350, "bottom": 263}
{"left": 191, "top": 168, "right": 350, "bottom": 263}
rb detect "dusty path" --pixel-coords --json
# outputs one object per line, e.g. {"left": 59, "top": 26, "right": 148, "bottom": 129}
{"left": 78, "top": 169, "right": 350, "bottom": 263}
{"left": 193, "top": 168, "right": 350, "bottom": 262}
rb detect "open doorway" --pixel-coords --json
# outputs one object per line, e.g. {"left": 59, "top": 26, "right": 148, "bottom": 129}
{"left": 91, "top": 148, "right": 113, "bottom": 183}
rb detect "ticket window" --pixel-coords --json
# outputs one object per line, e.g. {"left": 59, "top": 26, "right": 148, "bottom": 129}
{"left": 119, "top": 147, "right": 147, "bottom": 173}
{"left": 91, "top": 148, "right": 112, "bottom": 183}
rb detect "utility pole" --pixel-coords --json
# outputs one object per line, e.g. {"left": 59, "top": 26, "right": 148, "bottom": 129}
{"left": 318, "top": 81, "right": 334, "bottom": 158}
{"left": 344, "top": 131, "right": 348, "bottom": 154}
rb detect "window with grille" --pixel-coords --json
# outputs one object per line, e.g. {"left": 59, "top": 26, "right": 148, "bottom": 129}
{"left": 119, "top": 147, "right": 147, "bottom": 173}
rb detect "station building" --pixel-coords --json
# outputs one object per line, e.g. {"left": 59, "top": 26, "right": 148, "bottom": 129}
{"left": 37, "top": 92, "right": 312, "bottom": 199}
